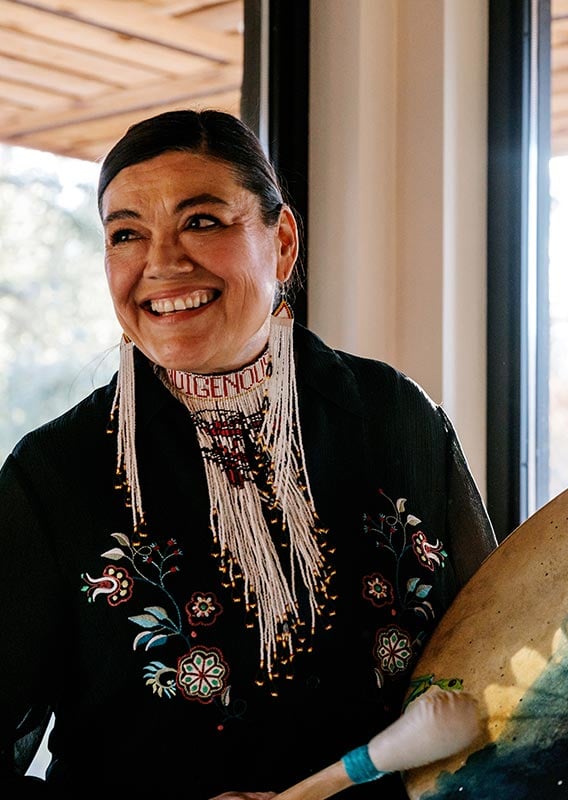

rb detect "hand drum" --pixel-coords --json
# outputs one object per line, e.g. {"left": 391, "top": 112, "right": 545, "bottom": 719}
{"left": 404, "top": 487, "right": 568, "bottom": 800}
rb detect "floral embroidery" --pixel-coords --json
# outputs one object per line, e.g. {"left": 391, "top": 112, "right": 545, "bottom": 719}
{"left": 363, "top": 490, "right": 448, "bottom": 690}
{"left": 177, "top": 646, "right": 229, "bottom": 702}
{"left": 81, "top": 532, "right": 231, "bottom": 704}
{"left": 144, "top": 661, "right": 178, "bottom": 699}
{"left": 403, "top": 672, "right": 464, "bottom": 710}
{"left": 186, "top": 592, "right": 222, "bottom": 626}
{"left": 213, "top": 687, "right": 248, "bottom": 730}
{"left": 363, "top": 492, "right": 443, "bottom": 619}
{"left": 362, "top": 573, "right": 393, "bottom": 607}
{"left": 412, "top": 530, "right": 447, "bottom": 571}
{"left": 81, "top": 564, "right": 134, "bottom": 606}
{"left": 374, "top": 625, "right": 413, "bottom": 675}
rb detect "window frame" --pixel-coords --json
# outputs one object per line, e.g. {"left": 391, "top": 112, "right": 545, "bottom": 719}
{"left": 486, "top": 0, "right": 551, "bottom": 542}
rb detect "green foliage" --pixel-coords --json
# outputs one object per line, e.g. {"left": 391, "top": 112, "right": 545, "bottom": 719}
{"left": 0, "top": 146, "right": 121, "bottom": 462}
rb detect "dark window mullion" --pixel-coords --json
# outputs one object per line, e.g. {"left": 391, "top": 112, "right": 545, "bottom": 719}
{"left": 487, "top": 0, "right": 527, "bottom": 541}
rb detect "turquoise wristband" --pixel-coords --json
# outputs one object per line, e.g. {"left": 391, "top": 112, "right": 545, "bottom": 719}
{"left": 342, "top": 744, "right": 390, "bottom": 784}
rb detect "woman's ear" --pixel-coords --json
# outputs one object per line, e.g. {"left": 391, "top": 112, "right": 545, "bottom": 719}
{"left": 275, "top": 206, "right": 299, "bottom": 282}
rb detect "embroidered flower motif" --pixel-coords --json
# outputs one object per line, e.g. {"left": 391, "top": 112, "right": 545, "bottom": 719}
{"left": 177, "top": 646, "right": 229, "bottom": 702}
{"left": 411, "top": 531, "right": 447, "bottom": 571}
{"left": 143, "top": 661, "right": 178, "bottom": 699}
{"left": 362, "top": 573, "right": 394, "bottom": 607}
{"left": 82, "top": 531, "right": 233, "bottom": 707}
{"left": 186, "top": 592, "right": 222, "bottom": 626}
{"left": 374, "top": 626, "right": 413, "bottom": 675}
{"left": 363, "top": 490, "right": 445, "bottom": 620}
{"left": 81, "top": 564, "right": 133, "bottom": 606}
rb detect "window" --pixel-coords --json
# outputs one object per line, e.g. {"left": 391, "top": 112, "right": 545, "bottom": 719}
{"left": 487, "top": 0, "right": 567, "bottom": 540}
{"left": 0, "top": 146, "right": 120, "bottom": 461}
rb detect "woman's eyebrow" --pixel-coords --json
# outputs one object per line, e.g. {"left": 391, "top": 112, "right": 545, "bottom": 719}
{"left": 103, "top": 208, "right": 140, "bottom": 226}
{"left": 103, "top": 194, "right": 230, "bottom": 226}
{"left": 174, "top": 193, "right": 229, "bottom": 213}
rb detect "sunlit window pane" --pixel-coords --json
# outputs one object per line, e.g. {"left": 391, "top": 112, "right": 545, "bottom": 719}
{"left": 548, "top": 155, "right": 568, "bottom": 499}
{"left": 0, "top": 145, "right": 121, "bottom": 464}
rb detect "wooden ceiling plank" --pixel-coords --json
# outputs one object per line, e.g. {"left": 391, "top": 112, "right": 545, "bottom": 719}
{"left": 0, "top": 63, "right": 242, "bottom": 137}
{"left": 0, "top": 76, "right": 68, "bottom": 108}
{"left": 552, "top": 0, "right": 568, "bottom": 18}
{"left": 152, "top": 1, "right": 226, "bottom": 13}
{"left": 15, "top": 0, "right": 243, "bottom": 63}
{"left": 10, "top": 88, "right": 241, "bottom": 161}
{"left": 552, "top": 66, "right": 568, "bottom": 91}
{"left": 0, "top": 1, "right": 212, "bottom": 75}
{"left": 552, "top": 45, "right": 568, "bottom": 70}
{"left": 552, "top": 23, "right": 568, "bottom": 46}
{"left": 178, "top": 1, "right": 244, "bottom": 35}
{"left": 551, "top": 92, "right": 568, "bottom": 115}
{"left": 0, "top": 28, "right": 164, "bottom": 85}
{"left": 0, "top": 53, "right": 113, "bottom": 95}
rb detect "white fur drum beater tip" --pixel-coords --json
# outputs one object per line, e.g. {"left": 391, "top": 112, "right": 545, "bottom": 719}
{"left": 368, "top": 685, "right": 481, "bottom": 772}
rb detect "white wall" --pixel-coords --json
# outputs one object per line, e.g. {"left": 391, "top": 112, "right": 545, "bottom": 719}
{"left": 308, "top": 0, "right": 488, "bottom": 497}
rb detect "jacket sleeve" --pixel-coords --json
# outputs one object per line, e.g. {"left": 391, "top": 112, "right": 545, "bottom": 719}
{"left": 437, "top": 405, "right": 498, "bottom": 588}
{"left": 0, "top": 454, "right": 64, "bottom": 794}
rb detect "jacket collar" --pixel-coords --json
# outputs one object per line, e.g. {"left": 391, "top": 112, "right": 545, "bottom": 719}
{"left": 293, "top": 323, "right": 364, "bottom": 418}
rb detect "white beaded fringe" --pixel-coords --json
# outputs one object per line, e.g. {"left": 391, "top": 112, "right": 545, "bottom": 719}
{"left": 113, "top": 316, "right": 327, "bottom": 677}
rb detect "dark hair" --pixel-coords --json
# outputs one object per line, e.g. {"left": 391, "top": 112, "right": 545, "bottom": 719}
{"left": 98, "top": 109, "right": 285, "bottom": 227}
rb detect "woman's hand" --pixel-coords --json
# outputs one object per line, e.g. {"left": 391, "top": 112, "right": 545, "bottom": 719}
{"left": 208, "top": 793, "right": 277, "bottom": 799}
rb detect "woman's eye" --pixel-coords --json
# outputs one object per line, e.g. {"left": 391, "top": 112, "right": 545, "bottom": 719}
{"left": 185, "top": 214, "right": 221, "bottom": 230}
{"left": 109, "top": 228, "right": 138, "bottom": 245}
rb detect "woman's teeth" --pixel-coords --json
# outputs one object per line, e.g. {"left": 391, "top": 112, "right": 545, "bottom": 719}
{"left": 150, "top": 291, "right": 215, "bottom": 314}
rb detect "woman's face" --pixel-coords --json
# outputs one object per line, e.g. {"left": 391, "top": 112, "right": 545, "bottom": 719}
{"left": 101, "top": 150, "right": 297, "bottom": 373}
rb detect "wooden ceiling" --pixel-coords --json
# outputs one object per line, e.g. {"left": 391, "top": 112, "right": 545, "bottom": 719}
{"left": 0, "top": 2, "right": 567, "bottom": 162}
{"left": 0, "top": 0, "right": 243, "bottom": 163}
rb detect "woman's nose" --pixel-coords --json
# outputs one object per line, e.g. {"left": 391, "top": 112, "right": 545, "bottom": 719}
{"left": 145, "top": 236, "right": 194, "bottom": 278}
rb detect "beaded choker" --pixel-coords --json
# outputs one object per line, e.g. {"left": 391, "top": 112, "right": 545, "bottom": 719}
{"left": 165, "top": 350, "right": 271, "bottom": 399}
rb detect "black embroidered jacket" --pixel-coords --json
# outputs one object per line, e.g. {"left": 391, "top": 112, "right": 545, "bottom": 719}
{"left": 0, "top": 324, "right": 496, "bottom": 798}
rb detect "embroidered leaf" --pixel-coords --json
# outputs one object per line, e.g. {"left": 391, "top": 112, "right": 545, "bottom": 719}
{"left": 129, "top": 613, "right": 165, "bottom": 629}
{"left": 145, "top": 633, "right": 170, "bottom": 650}
{"left": 222, "top": 686, "right": 231, "bottom": 706}
{"left": 396, "top": 498, "right": 407, "bottom": 512}
{"left": 133, "top": 630, "right": 155, "bottom": 650}
{"left": 407, "top": 577, "right": 420, "bottom": 592}
{"left": 415, "top": 584, "right": 432, "bottom": 598}
{"left": 101, "top": 547, "right": 126, "bottom": 560}
{"left": 143, "top": 606, "right": 170, "bottom": 621}
{"left": 148, "top": 660, "right": 167, "bottom": 669}
{"left": 406, "top": 514, "right": 421, "bottom": 526}
{"left": 413, "top": 600, "right": 435, "bottom": 619}
{"left": 374, "top": 667, "right": 384, "bottom": 689}
{"left": 111, "top": 532, "right": 131, "bottom": 546}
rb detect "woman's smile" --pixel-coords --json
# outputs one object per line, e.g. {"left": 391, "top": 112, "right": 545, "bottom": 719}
{"left": 145, "top": 289, "right": 219, "bottom": 316}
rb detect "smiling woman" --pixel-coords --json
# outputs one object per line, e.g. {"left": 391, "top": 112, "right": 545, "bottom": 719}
{"left": 0, "top": 109, "right": 497, "bottom": 800}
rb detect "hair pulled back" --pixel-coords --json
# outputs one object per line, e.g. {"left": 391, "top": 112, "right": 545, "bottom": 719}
{"left": 98, "top": 109, "right": 284, "bottom": 227}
